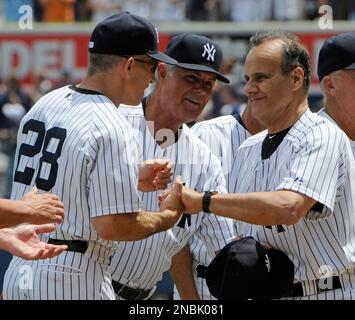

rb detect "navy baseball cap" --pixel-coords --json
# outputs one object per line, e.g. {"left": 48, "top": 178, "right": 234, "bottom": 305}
{"left": 317, "top": 33, "right": 355, "bottom": 81}
{"left": 88, "top": 12, "right": 176, "bottom": 65}
{"left": 165, "top": 33, "right": 230, "bottom": 83}
{"left": 206, "top": 237, "right": 295, "bottom": 300}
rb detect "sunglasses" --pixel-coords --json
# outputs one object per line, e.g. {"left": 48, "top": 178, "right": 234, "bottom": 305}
{"left": 121, "top": 55, "right": 158, "bottom": 73}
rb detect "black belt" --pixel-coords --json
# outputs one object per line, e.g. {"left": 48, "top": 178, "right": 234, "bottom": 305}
{"left": 112, "top": 280, "right": 151, "bottom": 300}
{"left": 291, "top": 276, "right": 342, "bottom": 297}
{"left": 48, "top": 238, "right": 87, "bottom": 253}
{"left": 196, "top": 264, "right": 207, "bottom": 279}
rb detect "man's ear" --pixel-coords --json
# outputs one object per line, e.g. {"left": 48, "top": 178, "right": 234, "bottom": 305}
{"left": 322, "top": 75, "right": 336, "bottom": 96}
{"left": 290, "top": 67, "right": 305, "bottom": 91}
{"left": 122, "top": 57, "right": 134, "bottom": 76}
{"left": 156, "top": 62, "right": 168, "bottom": 81}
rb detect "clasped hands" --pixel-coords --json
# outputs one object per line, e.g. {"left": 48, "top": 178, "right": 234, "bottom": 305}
{"left": 138, "top": 159, "right": 204, "bottom": 214}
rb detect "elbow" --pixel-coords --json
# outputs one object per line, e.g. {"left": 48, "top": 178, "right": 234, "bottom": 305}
{"left": 94, "top": 223, "right": 115, "bottom": 241}
{"left": 92, "top": 218, "right": 124, "bottom": 241}
{"left": 283, "top": 210, "right": 303, "bottom": 225}
{"left": 274, "top": 191, "right": 314, "bottom": 226}
{"left": 282, "top": 203, "right": 306, "bottom": 225}
{"left": 96, "top": 225, "right": 140, "bottom": 241}
{"left": 92, "top": 214, "right": 155, "bottom": 241}
{"left": 278, "top": 200, "right": 305, "bottom": 225}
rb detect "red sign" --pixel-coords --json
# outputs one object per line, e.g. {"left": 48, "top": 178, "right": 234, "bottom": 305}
{"left": 0, "top": 32, "right": 172, "bottom": 84}
{"left": 0, "top": 34, "right": 89, "bottom": 83}
{"left": 0, "top": 30, "right": 340, "bottom": 88}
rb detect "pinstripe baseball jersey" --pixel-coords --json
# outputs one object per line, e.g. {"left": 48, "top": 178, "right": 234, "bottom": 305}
{"left": 3, "top": 85, "right": 142, "bottom": 300}
{"left": 108, "top": 105, "right": 235, "bottom": 293}
{"left": 318, "top": 108, "right": 355, "bottom": 158}
{"left": 182, "top": 114, "right": 252, "bottom": 300}
{"left": 233, "top": 109, "right": 355, "bottom": 288}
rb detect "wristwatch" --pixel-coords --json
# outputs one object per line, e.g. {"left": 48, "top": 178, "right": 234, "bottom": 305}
{"left": 202, "top": 191, "right": 217, "bottom": 213}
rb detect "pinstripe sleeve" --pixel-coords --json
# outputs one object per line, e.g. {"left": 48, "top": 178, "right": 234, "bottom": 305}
{"left": 88, "top": 120, "right": 141, "bottom": 217}
{"left": 277, "top": 124, "right": 346, "bottom": 213}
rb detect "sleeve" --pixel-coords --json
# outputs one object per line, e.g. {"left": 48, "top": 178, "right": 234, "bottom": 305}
{"left": 88, "top": 121, "right": 141, "bottom": 217}
{"left": 277, "top": 124, "right": 346, "bottom": 217}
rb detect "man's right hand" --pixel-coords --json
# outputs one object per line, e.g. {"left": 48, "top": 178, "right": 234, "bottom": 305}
{"left": 159, "top": 176, "right": 185, "bottom": 227}
{"left": 159, "top": 179, "right": 203, "bottom": 214}
{"left": 21, "top": 188, "right": 65, "bottom": 224}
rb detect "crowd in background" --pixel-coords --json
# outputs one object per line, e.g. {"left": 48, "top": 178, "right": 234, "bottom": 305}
{"left": 0, "top": 71, "right": 73, "bottom": 198}
{"left": 1, "top": 0, "right": 355, "bottom": 23}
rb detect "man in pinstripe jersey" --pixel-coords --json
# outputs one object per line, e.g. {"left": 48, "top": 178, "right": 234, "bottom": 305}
{"left": 317, "top": 33, "right": 355, "bottom": 158}
{"left": 172, "top": 101, "right": 265, "bottom": 300}
{"left": 2, "top": 12, "right": 184, "bottom": 300}
{"left": 108, "top": 33, "right": 236, "bottom": 300}
{"left": 164, "top": 31, "right": 355, "bottom": 299}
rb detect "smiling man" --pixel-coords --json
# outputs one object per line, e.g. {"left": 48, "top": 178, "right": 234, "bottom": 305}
{"left": 163, "top": 31, "right": 355, "bottom": 300}
{"left": 108, "top": 33, "right": 235, "bottom": 300}
{"left": 2, "top": 12, "right": 182, "bottom": 301}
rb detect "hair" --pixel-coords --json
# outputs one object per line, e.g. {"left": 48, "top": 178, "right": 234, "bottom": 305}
{"left": 166, "top": 64, "right": 176, "bottom": 76}
{"left": 249, "top": 31, "right": 311, "bottom": 91}
{"left": 153, "top": 64, "right": 175, "bottom": 87}
{"left": 87, "top": 53, "right": 124, "bottom": 75}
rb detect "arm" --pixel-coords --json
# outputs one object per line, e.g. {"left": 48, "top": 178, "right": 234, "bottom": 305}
{"left": 170, "top": 244, "right": 200, "bottom": 300}
{"left": 92, "top": 176, "right": 184, "bottom": 241}
{"left": 0, "top": 188, "right": 64, "bottom": 228}
{"left": 0, "top": 224, "right": 67, "bottom": 260}
{"left": 92, "top": 208, "right": 181, "bottom": 241}
{"left": 179, "top": 188, "right": 316, "bottom": 226}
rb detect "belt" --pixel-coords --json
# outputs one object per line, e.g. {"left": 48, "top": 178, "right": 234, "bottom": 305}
{"left": 48, "top": 238, "right": 87, "bottom": 253}
{"left": 196, "top": 264, "right": 207, "bottom": 279}
{"left": 112, "top": 280, "right": 151, "bottom": 300}
{"left": 291, "top": 276, "right": 342, "bottom": 297}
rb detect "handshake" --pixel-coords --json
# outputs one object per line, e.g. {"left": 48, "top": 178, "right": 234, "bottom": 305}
{"left": 159, "top": 176, "right": 205, "bottom": 215}
{"left": 137, "top": 159, "right": 217, "bottom": 235}
{"left": 139, "top": 159, "right": 205, "bottom": 215}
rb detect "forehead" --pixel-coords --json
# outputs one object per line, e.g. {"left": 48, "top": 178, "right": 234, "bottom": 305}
{"left": 245, "top": 39, "right": 284, "bottom": 74}
{"left": 175, "top": 67, "right": 217, "bottom": 80}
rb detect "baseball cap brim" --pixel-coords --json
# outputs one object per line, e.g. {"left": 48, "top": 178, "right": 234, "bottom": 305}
{"left": 176, "top": 62, "right": 230, "bottom": 83}
{"left": 344, "top": 61, "right": 355, "bottom": 70}
{"left": 147, "top": 52, "right": 177, "bottom": 65}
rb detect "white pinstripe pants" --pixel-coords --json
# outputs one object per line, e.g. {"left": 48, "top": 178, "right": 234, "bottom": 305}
{"left": 3, "top": 251, "right": 115, "bottom": 300}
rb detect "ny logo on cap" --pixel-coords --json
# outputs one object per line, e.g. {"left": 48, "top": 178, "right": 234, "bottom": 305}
{"left": 202, "top": 43, "right": 216, "bottom": 62}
